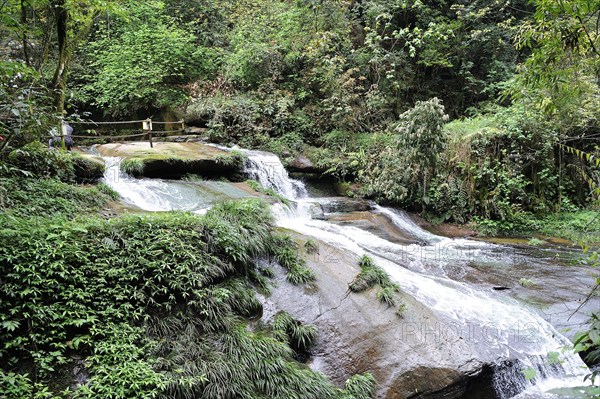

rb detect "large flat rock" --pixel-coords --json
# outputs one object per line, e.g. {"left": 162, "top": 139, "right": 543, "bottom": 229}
{"left": 95, "top": 142, "right": 244, "bottom": 179}
{"left": 261, "top": 233, "right": 492, "bottom": 399}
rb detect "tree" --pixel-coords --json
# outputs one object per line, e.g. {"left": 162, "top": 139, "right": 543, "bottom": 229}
{"left": 359, "top": 97, "right": 448, "bottom": 208}
{"left": 76, "top": 1, "right": 200, "bottom": 117}
{"left": 396, "top": 97, "right": 448, "bottom": 207}
{"left": 49, "top": 0, "right": 124, "bottom": 114}
{"left": 509, "top": 0, "right": 600, "bottom": 128}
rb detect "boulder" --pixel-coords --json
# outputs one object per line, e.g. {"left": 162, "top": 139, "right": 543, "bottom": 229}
{"left": 95, "top": 142, "right": 244, "bottom": 180}
{"left": 261, "top": 234, "right": 491, "bottom": 399}
{"left": 319, "top": 197, "right": 373, "bottom": 213}
{"left": 73, "top": 154, "right": 105, "bottom": 181}
{"left": 308, "top": 203, "right": 326, "bottom": 220}
{"left": 288, "top": 154, "right": 324, "bottom": 174}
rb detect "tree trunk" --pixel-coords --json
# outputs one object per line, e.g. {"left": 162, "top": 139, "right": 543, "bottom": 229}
{"left": 51, "top": 0, "right": 68, "bottom": 114}
{"left": 20, "top": 0, "right": 30, "bottom": 66}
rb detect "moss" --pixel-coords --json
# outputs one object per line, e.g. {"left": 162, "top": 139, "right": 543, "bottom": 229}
{"left": 72, "top": 154, "right": 105, "bottom": 181}
{"left": 120, "top": 157, "right": 146, "bottom": 175}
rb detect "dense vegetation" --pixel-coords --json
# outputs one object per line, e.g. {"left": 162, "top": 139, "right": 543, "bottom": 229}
{"left": 1, "top": 0, "right": 598, "bottom": 232}
{"left": 0, "top": 0, "right": 599, "bottom": 396}
{"left": 0, "top": 150, "right": 375, "bottom": 398}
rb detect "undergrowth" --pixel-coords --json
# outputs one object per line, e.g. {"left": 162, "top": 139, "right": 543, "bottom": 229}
{"left": 0, "top": 176, "right": 116, "bottom": 218}
{"left": 0, "top": 193, "right": 372, "bottom": 398}
{"left": 270, "top": 234, "right": 316, "bottom": 285}
{"left": 246, "top": 179, "right": 290, "bottom": 204}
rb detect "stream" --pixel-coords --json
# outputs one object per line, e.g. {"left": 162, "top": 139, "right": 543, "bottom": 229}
{"left": 101, "top": 148, "right": 598, "bottom": 398}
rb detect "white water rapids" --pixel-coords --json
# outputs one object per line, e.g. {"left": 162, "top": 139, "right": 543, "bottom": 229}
{"left": 101, "top": 148, "right": 595, "bottom": 398}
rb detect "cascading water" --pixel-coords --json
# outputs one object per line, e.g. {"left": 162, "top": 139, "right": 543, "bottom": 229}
{"left": 241, "top": 150, "right": 309, "bottom": 199}
{"left": 100, "top": 146, "right": 594, "bottom": 398}
{"left": 101, "top": 156, "right": 251, "bottom": 213}
{"left": 238, "top": 150, "right": 593, "bottom": 399}
{"left": 102, "top": 157, "right": 209, "bottom": 213}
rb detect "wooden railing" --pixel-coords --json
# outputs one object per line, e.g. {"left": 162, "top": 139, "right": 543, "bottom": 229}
{"left": 50, "top": 118, "right": 187, "bottom": 148}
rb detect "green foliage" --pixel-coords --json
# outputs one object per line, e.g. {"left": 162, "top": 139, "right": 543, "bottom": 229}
{"left": 270, "top": 234, "right": 316, "bottom": 285}
{"left": 75, "top": 324, "right": 170, "bottom": 399}
{"left": 527, "top": 238, "right": 545, "bottom": 247}
{"left": 0, "top": 177, "right": 113, "bottom": 218}
{"left": 349, "top": 255, "right": 399, "bottom": 292}
{"left": 120, "top": 158, "right": 145, "bottom": 175}
{"left": 76, "top": 1, "right": 200, "bottom": 116}
{"left": 508, "top": 0, "right": 600, "bottom": 128}
{"left": 349, "top": 255, "right": 399, "bottom": 296}
{"left": 8, "top": 141, "right": 76, "bottom": 182}
{"left": 273, "top": 311, "right": 318, "bottom": 353}
{"left": 245, "top": 179, "right": 289, "bottom": 204}
{"left": 0, "top": 61, "right": 55, "bottom": 150}
{"left": 376, "top": 287, "right": 397, "bottom": 307}
{"left": 359, "top": 98, "right": 449, "bottom": 207}
{"left": 395, "top": 304, "right": 407, "bottom": 319}
{"left": 304, "top": 238, "right": 319, "bottom": 254}
{"left": 0, "top": 195, "right": 371, "bottom": 398}
{"left": 6, "top": 141, "right": 105, "bottom": 183}
{"left": 574, "top": 314, "right": 600, "bottom": 375}
{"left": 341, "top": 373, "right": 376, "bottom": 399}
{"left": 519, "top": 278, "right": 535, "bottom": 288}
{"left": 215, "top": 150, "right": 246, "bottom": 169}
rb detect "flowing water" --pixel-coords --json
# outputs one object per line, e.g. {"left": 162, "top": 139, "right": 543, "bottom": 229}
{"left": 101, "top": 149, "right": 597, "bottom": 398}
{"left": 102, "top": 157, "right": 251, "bottom": 214}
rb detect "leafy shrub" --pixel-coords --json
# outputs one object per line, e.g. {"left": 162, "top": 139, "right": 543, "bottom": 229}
{"left": 0, "top": 177, "right": 114, "bottom": 218}
{"left": 359, "top": 98, "right": 449, "bottom": 208}
{"left": 8, "top": 141, "right": 76, "bottom": 182}
{"left": 77, "top": 1, "right": 200, "bottom": 116}
{"left": 6, "top": 141, "right": 104, "bottom": 183}
{"left": 0, "top": 198, "right": 372, "bottom": 398}
{"left": 341, "top": 373, "right": 376, "bottom": 399}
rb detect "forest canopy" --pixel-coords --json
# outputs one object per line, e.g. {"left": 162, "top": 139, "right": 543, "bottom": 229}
{"left": 0, "top": 0, "right": 598, "bottom": 225}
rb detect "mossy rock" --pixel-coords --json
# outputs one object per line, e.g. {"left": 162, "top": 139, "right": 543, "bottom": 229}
{"left": 97, "top": 142, "right": 245, "bottom": 180}
{"left": 8, "top": 141, "right": 105, "bottom": 182}
{"left": 73, "top": 155, "right": 105, "bottom": 181}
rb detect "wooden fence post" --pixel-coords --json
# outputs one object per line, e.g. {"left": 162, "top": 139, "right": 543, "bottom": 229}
{"left": 60, "top": 120, "right": 68, "bottom": 149}
{"left": 143, "top": 119, "right": 153, "bottom": 148}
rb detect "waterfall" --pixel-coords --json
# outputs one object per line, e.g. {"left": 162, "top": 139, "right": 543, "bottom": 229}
{"left": 102, "top": 157, "right": 210, "bottom": 213}
{"left": 373, "top": 205, "right": 443, "bottom": 244}
{"left": 239, "top": 151, "right": 592, "bottom": 398}
{"left": 100, "top": 147, "right": 593, "bottom": 398}
{"left": 242, "top": 150, "right": 308, "bottom": 199}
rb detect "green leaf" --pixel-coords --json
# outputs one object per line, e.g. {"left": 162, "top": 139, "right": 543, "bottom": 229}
{"left": 522, "top": 368, "right": 537, "bottom": 381}
{"left": 547, "top": 351, "right": 561, "bottom": 365}
{"left": 2, "top": 320, "right": 19, "bottom": 332}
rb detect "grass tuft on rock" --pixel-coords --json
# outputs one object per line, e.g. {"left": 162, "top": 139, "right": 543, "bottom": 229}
{"left": 270, "top": 234, "right": 316, "bottom": 285}
{"left": 350, "top": 255, "right": 406, "bottom": 312}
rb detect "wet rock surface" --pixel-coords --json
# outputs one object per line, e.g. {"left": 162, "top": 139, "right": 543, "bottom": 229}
{"left": 318, "top": 197, "right": 374, "bottom": 213}
{"left": 287, "top": 154, "right": 324, "bottom": 174}
{"left": 261, "top": 235, "right": 491, "bottom": 399}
